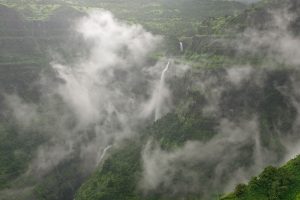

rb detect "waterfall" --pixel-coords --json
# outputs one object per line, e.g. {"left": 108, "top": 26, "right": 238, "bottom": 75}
{"left": 254, "top": 131, "right": 263, "bottom": 168}
{"left": 98, "top": 145, "right": 112, "bottom": 164}
{"left": 179, "top": 42, "right": 183, "bottom": 52}
{"left": 155, "top": 60, "right": 170, "bottom": 121}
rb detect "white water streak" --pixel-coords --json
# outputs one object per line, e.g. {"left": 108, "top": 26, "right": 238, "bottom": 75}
{"left": 179, "top": 42, "right": 183, "bottom": 52}
{"left": 97, "top": 145, "right": 112, "bottom": 164}
{"left": 155, "top": 60, "right": 170, "bottom": 121}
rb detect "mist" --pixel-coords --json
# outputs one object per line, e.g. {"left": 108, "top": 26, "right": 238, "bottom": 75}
{"left": 4, "top": 10, "right": 187, "bottom": 176}
{"left": 1, "top": 1, "right": 300, "bottom": 200}
{"left": 138, "top": 3, "right": 300, "bottom": 198}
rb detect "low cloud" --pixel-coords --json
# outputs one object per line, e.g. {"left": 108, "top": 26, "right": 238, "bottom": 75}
{"left": 140, "top": 3, "right": 300, "bottom": 198}
{"left": 5, "top": 10, "right": 188, "bottom": 176}
{"left": 140, "top": 118, "right": 262, "bottom": 197}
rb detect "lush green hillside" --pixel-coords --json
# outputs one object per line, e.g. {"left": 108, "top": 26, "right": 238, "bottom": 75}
{"left": 75, "top": 140, "right": 143, "bottom": 200}
{"left": 0, "top": 0, "right": 247, "bottom": 69}
{"left": 0, "top": 2, "right": 223, "bottom": 199}
{"left": 0, "top": 0, "right": 246, "bottom": 36}
{"left": 75, "top": 67, "right": 300, "bottom": 200}
{"left": 222, "top": 155, "right": 300, "bottom": 200}
{"left": 75, "top": 0, "right": 300, "bottom": 199}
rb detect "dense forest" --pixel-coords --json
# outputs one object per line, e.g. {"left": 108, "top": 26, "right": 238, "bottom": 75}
{"left": 0, "top": 0, "right": 300, "bottom": 200}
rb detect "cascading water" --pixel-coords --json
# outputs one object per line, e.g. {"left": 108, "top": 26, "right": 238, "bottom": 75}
{"left": 254, "top": 131, "right": 263, "bottom": 168}
{"left": 155, "top": 60, "right": 170, "bottom": 121}
{"left": 179, "top": 42, "right": 183, "bottom": 52}
{"left": 97, "top": 145, "right": 112, "bottom": 164}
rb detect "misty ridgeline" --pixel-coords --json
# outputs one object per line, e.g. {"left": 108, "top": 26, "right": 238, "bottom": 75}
{"left": 1, "top": 0, "right": 300, "bottom": 200}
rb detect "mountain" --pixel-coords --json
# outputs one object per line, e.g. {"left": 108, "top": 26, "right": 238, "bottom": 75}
{"left": 1, "top": 0, "right": 300, "bottom": 200}
{"left": 0, "top": 1, "right": 252, "bottom": 200}
{"left": 75, "top": 0, "right": 300, "bottom": 199}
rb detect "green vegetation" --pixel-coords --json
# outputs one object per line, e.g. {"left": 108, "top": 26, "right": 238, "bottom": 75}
{"left": 0, "top": 0, "right": 248, "bottom": 71}
{"left": 34, "top": 157, "right": 84, "bottom": 200}
{"left": 1, "top": 0, "right": 300, "bottom": 200}
{"left": 222, "top": 155, "right": 300, "bottom": 200}
{"left": 145, "top": 110, "right": 217, "bottom": 150}
{"left": 0, "top": 0, "right": 246, "bottom": 35}
{"left": 75, "top": 140, "right": 142, "bottom": 200}
{"left": 0, "top": 123, "right": 43, "bottom": 189}
{"left": 75, "top": 66, "right": 300, "bottom": 199}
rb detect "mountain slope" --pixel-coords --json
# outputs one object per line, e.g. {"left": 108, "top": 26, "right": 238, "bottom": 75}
{"left": 222, "top": 155, "right": 300, "bottom": 200}
{"left": 2, "top": 0, "right": 300, "bottom": 200}
{"left": 0, "top": 0, "right": 247, "bottom": 36}
{"left": 74, "top": 0, "right": 300, "bottom": 199}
